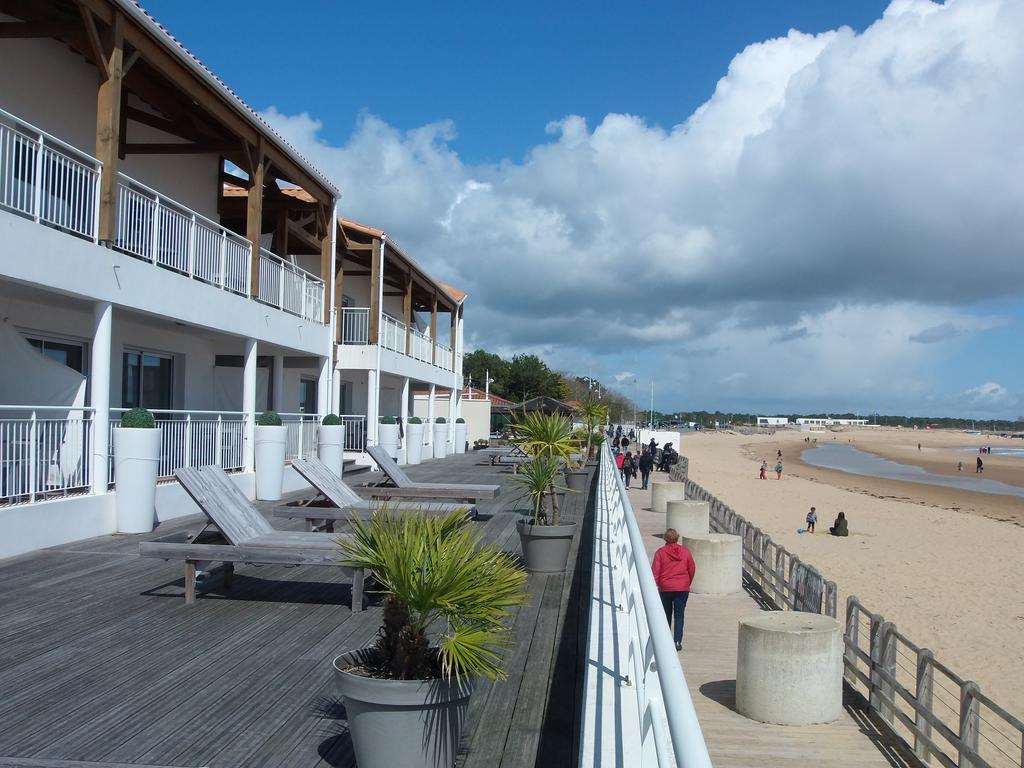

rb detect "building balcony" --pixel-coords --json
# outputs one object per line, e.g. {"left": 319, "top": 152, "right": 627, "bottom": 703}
{"left": 339, "top": 307, "right": 458, "bottom": 373}
{"left": 0, "top": 106, "right": 325, "bottom": 325}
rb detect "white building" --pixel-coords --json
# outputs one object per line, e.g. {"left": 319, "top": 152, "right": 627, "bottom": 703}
{"left": 0, "top": 0, "right": 465, "bottom": 557}
{"left": 757, "top": 417, "right": 790, "bottom": 426}
{"left": 795, "top": 418, "right": 869, "bottom": 426}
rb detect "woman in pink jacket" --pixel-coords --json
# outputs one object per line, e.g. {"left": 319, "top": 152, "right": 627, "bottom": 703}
{"left": 652, "top": 529, "right": 696, "bottom": 650}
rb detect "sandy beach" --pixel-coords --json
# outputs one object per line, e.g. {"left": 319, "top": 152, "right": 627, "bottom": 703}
{"left": 657, "top": 428, "right": 1024, "bottom": 722}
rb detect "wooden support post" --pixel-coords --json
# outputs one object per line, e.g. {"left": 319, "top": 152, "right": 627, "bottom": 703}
{"left": 430, "top": 292, "right": 438, "bottom": 364}
{"left": 94, "top": 10, "right": 123, "bottom": 242}
{"left": 914, "top": 648, "right": 934, "bottom": 762}
{"left": 184, "top": 560, "right": 196, "bottom": 604}
{"left": 868, "top": 613, "right": 885, "bottom": 712}
{"left": 403, "top": 271, "right": 412, "bottom": 355}
{"left": 246, "top": 139, "right": 265, "bottom": 297}
{"left": 449, "top": 308, "right": 457, "bottom": 355}
{"left": 844, "top": 596, "right": 859, "bottom": 679}
{"left": 878, "top": 621, "right": 897, "bottom": 723}
{"left": 958, "top": 681, "right": 980, "bottom": 768}
{"left": 368, "top": 238, "right": 381, "bottom": 344}
{"left": 274, "top": 207, "right": 289, "bottom": 256}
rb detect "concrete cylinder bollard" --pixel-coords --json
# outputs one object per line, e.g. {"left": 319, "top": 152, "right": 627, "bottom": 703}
{"left": 666, "top": 500, "right": 710, "bottom": 539}
{"left": 736, "top": 612, "right": 843, "bottom": 725}
{"left": 681, "top": 533, "right": 742, "bottom": 594}
{"left": 651, "top": 480, "right": 685, "bottom": 513}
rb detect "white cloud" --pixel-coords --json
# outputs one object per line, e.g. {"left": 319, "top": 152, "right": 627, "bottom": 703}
{"left": 614, "top": 371, "right": 636, "bottom": 383}
{"left": 965, "top": 381, "right": 1009, "bottom": 403}
{"left": 261, "top": 0, "right": 1024, "bottom": 414}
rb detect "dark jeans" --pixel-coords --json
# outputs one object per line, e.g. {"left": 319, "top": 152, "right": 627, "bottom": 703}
{"left": 660, "top": 590, "right": 689, "bottom": 644}
{"left": 640, "top": 469, "right": 651, "bottom": 488}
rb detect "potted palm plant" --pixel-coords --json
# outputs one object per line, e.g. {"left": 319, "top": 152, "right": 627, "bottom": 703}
{"left": 405, "top": 416, "right": 424, "bottom": 465}
{"left": 317, "top": 414, "right": 346, "bottom": 478}
{"left": 433, "top": 416, "right": 448, "bottom": 458}
{"left": 454, "top": 417, "right": 467, "bottom": 454}
{"left": 113, "top": 407, "right": 161, "bottom": 533}
{"left": 512, "top": 411, "right": 579, "bottom": 573}
{"left": 254, "top": 410, "right": 287, "bottom": 500}
{"left": 377, "top": 415, "right": 400, "bottom": 460}
{"left": 574, "top": 395, "right": 609, "bottom": 464}
{"left": 335, "top": 509, "right": 527, "bottom": 768}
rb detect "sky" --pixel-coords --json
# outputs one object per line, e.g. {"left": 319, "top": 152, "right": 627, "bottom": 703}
{"left": 148, "top": 0, "right": 1024, "bottom": 419}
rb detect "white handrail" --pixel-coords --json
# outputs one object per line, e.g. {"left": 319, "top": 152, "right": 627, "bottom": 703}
{"left": 580, "top": 445, "right": 711, "bottom": 767}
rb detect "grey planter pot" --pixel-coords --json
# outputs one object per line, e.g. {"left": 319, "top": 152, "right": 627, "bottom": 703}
{"left": 516, "top": 519, "right": 577, "bottom": 573}
{"left": 564, "top": 471, "right": 589, "bottom": 493}
{"left": 333, "top": 650, "right": 473, "bottom": 768}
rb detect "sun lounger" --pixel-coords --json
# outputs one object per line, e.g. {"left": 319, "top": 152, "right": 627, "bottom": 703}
{"left": 275, "top": 457, "right": 475, "bottom": 532}
{"left": 139, "top": 466, "right": 365, "bottom": 610}
{"left": 366, "top": 445, "right": 500, "bottom": 501}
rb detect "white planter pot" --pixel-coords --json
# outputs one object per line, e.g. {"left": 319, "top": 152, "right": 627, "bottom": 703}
{"left": 433, "top": 424, "right": 448, "bottom": 458}
{"left": 378, "top": 423, "right": 400, "bottom": 460}
{"left": 254, "top": 424, "right": 288, "bottom": 501}
{"left": 317, "top": 424, "right": 346, "bottom": 478}
{"left": 454, "top": 423, "right": 467, "bottom": 454}
{"left": 113, "top": 427, "right": 161, "bottom": 534}
{"left": 406, "top": 423, "right": 424, "bottom": 465}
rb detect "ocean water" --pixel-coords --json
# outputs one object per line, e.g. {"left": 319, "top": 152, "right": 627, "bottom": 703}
{"left": 953, "top": 446, "right": 1024, "bottom": 458}
{"left": 800, "top": 443, "right": 1024, "bottom": 499}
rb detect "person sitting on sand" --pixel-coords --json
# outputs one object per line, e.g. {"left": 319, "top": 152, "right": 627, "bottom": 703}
{"left": 829, "top": 512, "right": 848, "bottom": 537}
{"left": 806, "top": 507, "right": 817, "bottom": 533}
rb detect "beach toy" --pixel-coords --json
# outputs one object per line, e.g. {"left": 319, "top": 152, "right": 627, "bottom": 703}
{"left": 797, "top": 528, "right": 805, "bottom": 534}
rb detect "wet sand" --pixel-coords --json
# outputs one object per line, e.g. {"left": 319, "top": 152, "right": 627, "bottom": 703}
{"left": 682, "top": 428, "right": 1024, "bottom": 721}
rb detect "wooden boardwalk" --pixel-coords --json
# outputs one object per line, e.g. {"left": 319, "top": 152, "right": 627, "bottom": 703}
{"left": 626, "top": 481, "right": 919, "bottom": 768}
{"left": 0, "top": 452, "right": 592, "bottom": 768}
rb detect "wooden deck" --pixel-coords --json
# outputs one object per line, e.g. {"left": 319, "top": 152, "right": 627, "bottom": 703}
{"left": 626, "top": 481, "right": 919, "bottom": 768}
{"left": 0, "top": 452, "right": 592, "bottom": 768}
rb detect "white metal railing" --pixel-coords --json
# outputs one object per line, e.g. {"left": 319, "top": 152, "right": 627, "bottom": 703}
{"left": 109, "top": 409, "right": 246, "bottom": 482}
{"left": 257, "top": 249, "right": 325, "bottom": 324}
{"left": 341, "top": 307, "right": 370, "bottom": 344}
{"left": 340, "top": 415, "right": 367, "bottom": 451}
{"left": 114, "top": 174, "right": 249, "bottom": 295}
{"left": 0, "top": 405, "right": 94, "bottom": 504}
{"left": 435, "top": 342, "right": 453, "bottom": 371}
{"left": 579, "top": 445, "right": 711, "bottom": 767}
{"left": 380, "top": 314, "right": 406, "bottom": 354}
{"left": 280, "top": 413, "right": 319, "bottom": 462}
{"left": 0, "top": 107, "right": 101, "bottom": 241}
{"left": 409, "top": 326, "right": 432, "bottom": 363}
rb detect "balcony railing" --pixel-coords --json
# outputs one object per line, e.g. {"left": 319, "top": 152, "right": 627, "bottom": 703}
{"left": 341, "top": 308, "right": 455, "bottom": 371}
{"left": 579, "top": 445, "right": 712, "bottom": 767}
{"left": 109, "top": 409, "right": 246, "bottom": 482}
{"left": 0, "top": 105, "right": 325, "bottom": 325}
{"left": 0, "top": 405, "right": 94, "bottom": 505}
{"left": 341, "top": 415, "right": 367, "bottom": 451}
{"left": 0, "top": 107, "right": 100, "bottom": 242}
{"left": 279, "top": 413, "right": 319, "bottom": 462}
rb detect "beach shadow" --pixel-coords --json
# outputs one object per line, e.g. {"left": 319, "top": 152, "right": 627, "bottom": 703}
{"left": 699, "top": 679, "right": 737, "bottom": 711}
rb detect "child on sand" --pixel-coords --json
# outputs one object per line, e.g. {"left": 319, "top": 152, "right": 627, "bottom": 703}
{"left": 806, "top": 507, "right": 817, "bottom": 533}
{"left": 774, "top": 461, "right": 783, "bottom": 479}
{"left": 759, "top": 461, "right": 767, "bottom": 480}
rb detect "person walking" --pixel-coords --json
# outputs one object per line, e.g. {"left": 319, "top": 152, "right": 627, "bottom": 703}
{"left": 638, "top": 449, "right": 654, "bottom": 490}
{"left": 977, "top": 456, "right": 984, "bottom": 474}
{"left": 651, "top": 528, "right": 696, "bottom": 651}
{"left": 774, "top": 460, "right": 784, "bottom": 479}
{"left": 621, "top": 451, "right": 635, "bottom": 488}
{"left": 759, "top": 460, "right": 767, "bottom": 480}
{"left": 805, "top": 506, "right": 817, "bottom": 533}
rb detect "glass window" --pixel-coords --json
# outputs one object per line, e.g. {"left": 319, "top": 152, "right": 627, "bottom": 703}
{"left": 299, "top": 378, "right": 317, "bottom": 414}
{"left": 26, "top": 337, "right": 85, "bottom": 374}
{"left": 122, "top": 350, "right": 173, "bottom": 410}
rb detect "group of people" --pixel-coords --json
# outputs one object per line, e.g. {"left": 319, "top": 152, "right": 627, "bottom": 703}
{"left": 616, "top": 440, "right": 680, "bottom": 488}
{"left": 804, "top": 506, "right": 848, "bottom": 536}
{"left": 759, "top": 450, "right": 784, "bottom": 479}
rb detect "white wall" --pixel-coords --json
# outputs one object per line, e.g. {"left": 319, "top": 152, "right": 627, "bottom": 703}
{"left": 0, "top": 32, "right": 218, "bottom": 219}
{"left": 413, "top": 395, "right": 491, "bottom": 445}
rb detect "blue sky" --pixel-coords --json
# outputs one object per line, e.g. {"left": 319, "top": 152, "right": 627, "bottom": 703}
{"left": 147, "top": 0, "right": 1023, "bottom": 419}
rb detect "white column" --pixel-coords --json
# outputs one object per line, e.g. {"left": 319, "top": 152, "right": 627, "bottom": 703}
{"left": 400, "top": 376, "right": 410, "bottom": 457}
{"left": 318, "top": 356, "right": 330, "bottom": 416}
{"left": 427, "top": 384, "right": 436, "bottom": 446}
{"left": 242, "top": 338, "right": 257, "bottom": 472}
{"left": 272, "top": 354, "right": 285, "bottom": 412}
{"left": 331, "top": 372, "right": 342, "bottom": 415}
{"left": 90, "top": 301, "right": 112, "bottom": 495}
{"left": 447, "top": 383, "right": 457, "bottom": 447}
{"left": 366, "top": 369, "right": 379, "bottom": 447}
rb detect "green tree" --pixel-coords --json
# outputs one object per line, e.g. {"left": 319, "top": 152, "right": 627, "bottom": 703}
{"left": 463, "top": 350, "right": 509, "bottom": 396}
{"left": 506, "top": 354, "right": 565, "bottom": 401}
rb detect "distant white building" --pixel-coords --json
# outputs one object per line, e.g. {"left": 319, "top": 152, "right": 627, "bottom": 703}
{"left": 757, "top": 417, "right": 790, "bottom": 426}
{"left": 795, "top": 418, "right": 869, "bottom": 426}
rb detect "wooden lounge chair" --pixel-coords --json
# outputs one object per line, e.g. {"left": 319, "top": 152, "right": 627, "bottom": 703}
{"left": 275, "top": 457, "right": 475, "bottom": 532}
{"left": 366, "top": 445, "right": 500, "bottom": 502}
{"left": 139, "top": 466, "right": 365, "bottom": 611}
